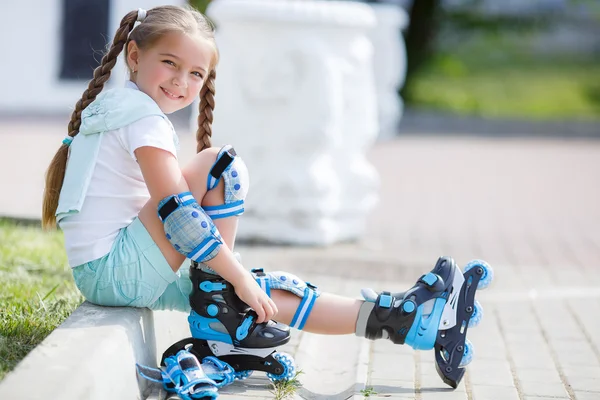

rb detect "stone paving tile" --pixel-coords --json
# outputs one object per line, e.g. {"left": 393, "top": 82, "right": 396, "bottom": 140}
{"left": 467, "top": 358, "right": 515, "bottom": 388}
{"left": 470, "top": 384, "right": 520, "bottom": 400}
{"left": 466, "top": 302, "right": 510, "bottom": 362}
{"left": 366, "top": 341, "right": 416, "bottom": 398}
{"left": 574, "top": 392, "right": 600, "bottom": 400}
{"left": 370, "top": 352, "right": 415, "bottom": 382}
{"left": 418, "top": 358, "right": 468, "bottom": 399}
{"left": 522, "top": 397, "right": 570, "bottom": 400}
{"left": 517, "top": 370, "right": 570, "bottom": 397}
{"left": 367, "top": 379, "right": 415, "bottom": 395}
{"left": 567, "top": 298, "right": 600, "bottom": 367}
{"left": 562, "top": 366, "right": 600, "bottom": 393}
{"left": 295, "top": 333, "right": 365, "bottom": 398}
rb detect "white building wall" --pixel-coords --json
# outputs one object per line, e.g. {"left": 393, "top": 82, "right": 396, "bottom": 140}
{"left": 0, "top": 0, "right": 184, "bottom": 114}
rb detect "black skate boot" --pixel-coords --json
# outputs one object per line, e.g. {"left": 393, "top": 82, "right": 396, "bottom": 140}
{"left": 161, "top": 262, "right": 296, "bottom": 382}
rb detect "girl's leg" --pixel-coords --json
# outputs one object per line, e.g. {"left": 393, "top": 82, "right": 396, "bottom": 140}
{"left": 179, "top": 148, "right": 364, "bottom": 335}
{"left": 270, "top": 291, "right": 362, "bottom": 335}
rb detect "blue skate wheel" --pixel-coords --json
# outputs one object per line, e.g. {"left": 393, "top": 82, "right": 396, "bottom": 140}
{"left": 234, "top": 370, "right": 253, "bottom": 380}
{"left": 443, "top": 339, "right": 474, "bottom": 368}
{"left": 468, "top": 300, "right": 483, "bottom": 328}
{"left": 459, "top": 339, "right": 474, "bottom": 368}
{"left": 464, "top": 260, "right": 493, "bottom": 290}
{"left": 266, "top": 352, "right": 297, "bottom": 382}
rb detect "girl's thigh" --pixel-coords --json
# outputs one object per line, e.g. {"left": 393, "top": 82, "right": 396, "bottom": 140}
{"left": 73, "top": 217, "right": 179, "bottom": 308}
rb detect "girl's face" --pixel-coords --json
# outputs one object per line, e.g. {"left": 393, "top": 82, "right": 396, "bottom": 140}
{"left": 127, "top": 32, "right": 214, "bottom": 114}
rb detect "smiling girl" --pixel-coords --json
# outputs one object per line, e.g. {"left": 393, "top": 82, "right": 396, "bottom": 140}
{"left": 42, "top": 5, "right": 492, "bottom": 389}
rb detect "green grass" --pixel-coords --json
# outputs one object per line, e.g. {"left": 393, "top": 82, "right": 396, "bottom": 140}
{"left": 360, "top": 386, "right": 377, "bottom": 398}
{"left": 406, "top": 35, "right": 600, "bottom": 121}
{"left": 270, "top": 370, "right": 304, "bottom": 400}
{"left": 0, "top": 219, "right": 82, "bottom": 381}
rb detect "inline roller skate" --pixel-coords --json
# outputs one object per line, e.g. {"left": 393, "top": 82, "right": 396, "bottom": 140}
{"left": 162, "top": 262, "right": 296, "bottom": 382}
{"left": 357, "top": 256, "right": 493, "bottom": 388}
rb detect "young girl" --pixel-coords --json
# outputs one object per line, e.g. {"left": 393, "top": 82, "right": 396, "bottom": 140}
{"left": 43, "top": 5, "right": 491, "bottom": 390}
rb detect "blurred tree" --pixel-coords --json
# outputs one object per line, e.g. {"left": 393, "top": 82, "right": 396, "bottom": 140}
{"left": 401, "top": 0, "right": 442, "bottom": 98}
{"left": 189, "top": 0, "right": 211, "bottom": 14}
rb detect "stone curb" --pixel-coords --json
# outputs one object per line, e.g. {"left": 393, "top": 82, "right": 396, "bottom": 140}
{"left": 0, "top": 302, "right": 190, "bottom": 400}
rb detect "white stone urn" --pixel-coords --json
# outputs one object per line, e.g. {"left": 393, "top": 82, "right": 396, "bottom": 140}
{"left": 368, "top": 2, "right": 409, "bottom": 140}
{"left": 193, "top": 0, "right": 380, "bottom": 245}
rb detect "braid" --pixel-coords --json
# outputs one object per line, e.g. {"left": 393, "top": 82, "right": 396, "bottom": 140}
{"left": 196, "top": 69, "right": 216, "bottom": 153}
{"left": 67, "top": 11, "right": 138, "bottom": 137}
{"left": 41, "top": 10, "right": 138, "bottom": 229}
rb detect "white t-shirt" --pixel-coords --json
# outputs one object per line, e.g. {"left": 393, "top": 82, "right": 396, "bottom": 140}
{"left": 60, "top": 95, "right": 178, "bottom": 267}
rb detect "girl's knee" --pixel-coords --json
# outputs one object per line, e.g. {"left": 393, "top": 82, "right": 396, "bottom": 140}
{"left": 182, "top": 146, "right": 220, "bottom": 180}
{"left": 200, "top": 146, "right": 221, "bottom": 158}
{"left": 195, "top": 146, "right": 220, "bottom": 167}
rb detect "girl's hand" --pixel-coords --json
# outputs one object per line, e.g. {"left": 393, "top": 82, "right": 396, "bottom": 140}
{"left": 234, "top": 274, "right": 278, "bottom": 324}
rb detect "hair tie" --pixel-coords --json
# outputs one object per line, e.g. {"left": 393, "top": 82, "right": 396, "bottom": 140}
{"left": 62, "top": 137, "right": 73, "bottom": 147}
{"left": 137, "top": 8, "right": 147, "bottom": 22}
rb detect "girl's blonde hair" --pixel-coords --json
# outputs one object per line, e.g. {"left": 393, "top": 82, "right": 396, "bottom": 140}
{"left": 42, "top": 5, "right": 219, "bottom": 229}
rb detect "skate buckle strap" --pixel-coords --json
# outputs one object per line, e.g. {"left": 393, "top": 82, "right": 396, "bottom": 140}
{"left": 207, "top": 146, "right": 236, "bottom": 188}
{"left": 419, "top": 272, "right": 445, "bottom": 291}
{"left": 203, "top": 200, "right": 244, "bottom": 220}
{"left": 200, "top": 356, "right": 236, "bottom": 388}
{"left": 252, "top": 268, "right": 271, "bottom": 297}
{"left": 204, "top": 145, "right": 248, "bottom": 220}
{"left": 200, "top": 280, "right": 228, "bottom": 293}
{"left": 158, "top": 192, "right": 195, "bottom": 221}
{"left": 135, "top": 349, "right": 235, "bottom": 399}
{"left": 290, "top": 287, "right": 318, "bottom": 330}
{"left": 421, "top": 272, "right": 438, "bottom": 286}
{"left": 378, "top": 292, "right": 393, "bottom": 308}
{"left": 236, "top": 314, "right": 255, "bottom": 341}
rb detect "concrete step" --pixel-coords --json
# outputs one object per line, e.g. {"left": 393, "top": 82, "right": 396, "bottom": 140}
{"left": 0, "top": 302, "right": 189, "bottom": 400}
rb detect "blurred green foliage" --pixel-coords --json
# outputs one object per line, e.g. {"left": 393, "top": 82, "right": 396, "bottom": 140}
{"left": 405, "top": 1, "right": 600, "bottom": 120}
{"left": 189, "top": 0, "right": 211, "bottom": 14}
{"left": 406, "top": 53, "right": 600, "bottom": 120}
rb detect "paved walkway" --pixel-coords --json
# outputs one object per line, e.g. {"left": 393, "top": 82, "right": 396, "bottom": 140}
{"left": 1, "top": 119, "right": 599, "bottom": 399}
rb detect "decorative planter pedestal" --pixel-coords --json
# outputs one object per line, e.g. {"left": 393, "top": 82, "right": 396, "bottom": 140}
{"left": 197, "top": 0, "right": 380, "bottom": 245}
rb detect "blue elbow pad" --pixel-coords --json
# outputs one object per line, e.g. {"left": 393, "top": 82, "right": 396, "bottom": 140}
{"left": 158, "top": 192, "right": 223, "bottom": 262}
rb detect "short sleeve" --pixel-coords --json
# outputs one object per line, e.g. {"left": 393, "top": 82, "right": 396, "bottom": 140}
{"left": 119, "top": 116, "right": 178, "bottom": 160}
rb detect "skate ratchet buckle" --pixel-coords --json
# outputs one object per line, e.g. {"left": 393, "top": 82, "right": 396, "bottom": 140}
{"left": 433, "top": 259, "right": 493, "bottom": 388}
{"left": 136, "top": 349, "right": 236, "bottom": 399}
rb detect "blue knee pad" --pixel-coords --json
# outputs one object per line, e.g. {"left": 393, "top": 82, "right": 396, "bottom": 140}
{"left": 204, "top": 145, "right": 249, "bottom": 220}
{"left": 158, "top": 192, "right": 223, "bottom": 262}
{"left": 251, "top": 268, "right": 320, "bottom": 330}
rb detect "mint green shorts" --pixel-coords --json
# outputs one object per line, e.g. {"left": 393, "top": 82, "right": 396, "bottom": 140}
{"left": 72, "top": 217, "right": 192, "bottom": 312}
